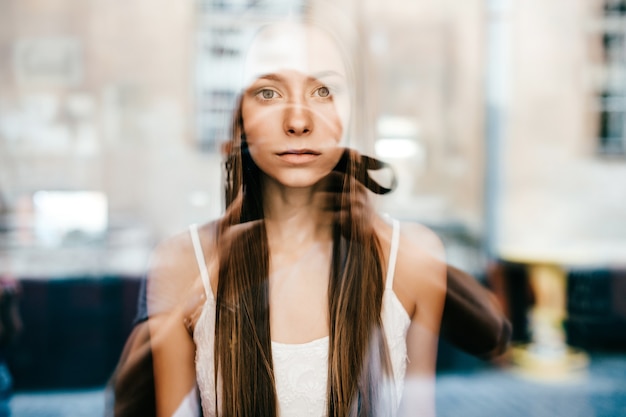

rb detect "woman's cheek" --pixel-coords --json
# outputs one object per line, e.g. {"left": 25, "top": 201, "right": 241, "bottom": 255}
{"left": 331, "top": 94, "right": 350, "bottom": 143}
{"left": 242, "top": 106, "right": 276, "bottom": 143}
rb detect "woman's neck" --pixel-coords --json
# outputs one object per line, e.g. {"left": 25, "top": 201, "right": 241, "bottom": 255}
{"left": 262, "top": 176, "right": 332, "bottom": 245}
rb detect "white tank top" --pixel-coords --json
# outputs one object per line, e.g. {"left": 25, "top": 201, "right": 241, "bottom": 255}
{"left": 189, "top": 219, "right": 411, "bottom": 417}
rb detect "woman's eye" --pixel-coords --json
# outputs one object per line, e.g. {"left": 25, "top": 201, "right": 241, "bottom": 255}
{"left": 315, "top": 86, "right": 331, "bottom": 98}
{"left": 258, "top": 89, "right": 278, "bottom": 100}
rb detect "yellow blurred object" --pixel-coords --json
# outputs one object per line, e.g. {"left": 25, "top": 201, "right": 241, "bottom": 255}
{"left": 499, "top": 260, "right": 590, "bottom": 381}
{"left": 509, "top": 343, "right": 589, "bottom": 382}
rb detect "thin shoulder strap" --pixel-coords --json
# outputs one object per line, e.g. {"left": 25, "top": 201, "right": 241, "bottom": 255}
{"left": 189, "top": 224, "right": 214, "bottom": 301}
{"left": 385, "top": 218, "right": 400, "bottom": 290}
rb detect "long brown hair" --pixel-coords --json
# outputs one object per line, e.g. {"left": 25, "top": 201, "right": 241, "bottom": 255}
{"left": 212, "top": 96, "right": 396, "bottom": 416}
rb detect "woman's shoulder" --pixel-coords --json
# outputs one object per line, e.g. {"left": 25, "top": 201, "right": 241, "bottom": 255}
{"left": 395, "top": 219, "right": 446, "bottom": 288}
{"left": 146, "top": 220, "right": 220, "bottom": 315}
{"left": 373, "top": 214, "right": 445, "bottom": 264}
{"left": 374, "top": 214, "right": 447, "bottom": 320}
{"left": 150, "top": 220, "right": 220, "bottom": 270}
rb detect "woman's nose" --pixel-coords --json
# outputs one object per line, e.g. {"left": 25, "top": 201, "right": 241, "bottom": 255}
{"left": 283, "top": 103, "right": 312, "bottom": 136}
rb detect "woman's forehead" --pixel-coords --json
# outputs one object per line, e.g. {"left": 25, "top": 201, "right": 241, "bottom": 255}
{"left": 243, "top": 23, "right": 347, "bottom": 85}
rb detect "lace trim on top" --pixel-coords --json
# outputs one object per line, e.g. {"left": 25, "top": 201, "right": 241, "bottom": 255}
{"left": 189, "top": 221, "right": 410, "bottom": 417}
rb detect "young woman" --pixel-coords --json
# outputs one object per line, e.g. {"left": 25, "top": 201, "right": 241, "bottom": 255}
{"left": 147, "top": 20, "right": 447, "bottom": 417}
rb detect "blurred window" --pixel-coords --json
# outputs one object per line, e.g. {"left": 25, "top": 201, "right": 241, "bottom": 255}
{"left": 597, "top": 0, "right": 626, "bottom": 155}
{"left": 32, "top": 191, "right": 107, "bottom": 246}
{"left": 194, "top": 0, "right": 306, "bottom": 152}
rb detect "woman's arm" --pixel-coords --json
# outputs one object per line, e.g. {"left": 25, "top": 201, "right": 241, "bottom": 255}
{"left": 149, "top": 312, "right": 196, "bottom": 417}
{"left": 146, "top": 234, "right": 204, "bottom": 417}
{"left": 385, "top": 219, "right": 511, "bottom": 356}
{"left": 392, "top": 222, "right": 447, "bottom": 417}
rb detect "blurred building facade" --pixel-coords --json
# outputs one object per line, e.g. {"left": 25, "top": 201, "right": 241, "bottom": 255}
{"left": 497, "top": 0, "right": 626, "bottom": 262}
{"left": 0, "top": 0, "right": 624, "bottom": 263}
{"left": 0, "top": 0, "right": 219, "bottom": 242}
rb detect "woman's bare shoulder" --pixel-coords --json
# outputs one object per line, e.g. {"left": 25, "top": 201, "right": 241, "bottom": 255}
{"left": 398, "top": 221, "right": 445, "bottom": 261}
{"left": 372, "top": 215, "right": 445, "bottom": 266}
{"left": 146, "top": 220, "right": 220, "bottom": 315}
{"left": 149, "top": 221, "right": 219, "bottom": 274}
{"left": 397, "top": 220, "right": 446, "bottom": 288}
{"left": 376, "top": 216, "right": 447, "bottom": 321}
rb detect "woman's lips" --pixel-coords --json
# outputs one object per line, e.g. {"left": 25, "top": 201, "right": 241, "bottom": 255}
{"left": 277, "top": 149, "right": 321, "bottom": 164}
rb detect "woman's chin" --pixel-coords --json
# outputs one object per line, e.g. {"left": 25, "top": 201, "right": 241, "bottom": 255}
{"left": 265, "top": 171, "right": 329, "bottom": 190}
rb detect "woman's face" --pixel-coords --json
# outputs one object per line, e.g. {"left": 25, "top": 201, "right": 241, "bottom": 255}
{"left": 241, "top": 23, "right": 350, "bottom": 189}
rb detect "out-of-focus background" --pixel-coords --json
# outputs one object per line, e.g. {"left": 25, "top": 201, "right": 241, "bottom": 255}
{"left": 1, "top": 0, "right": 625, "bottom": 416}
